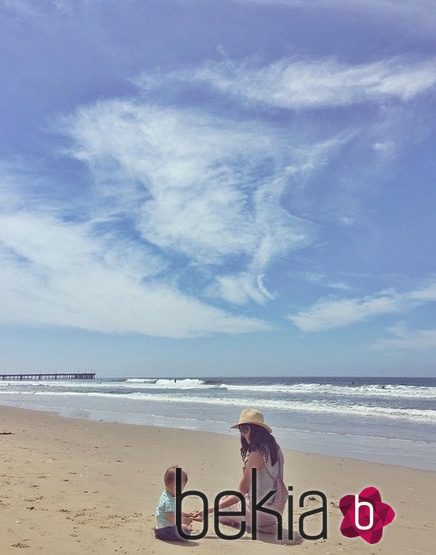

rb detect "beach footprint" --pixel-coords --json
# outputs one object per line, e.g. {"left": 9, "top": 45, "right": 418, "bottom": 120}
{"left": 11, "top": 540, "right": 31, "bottom": 549}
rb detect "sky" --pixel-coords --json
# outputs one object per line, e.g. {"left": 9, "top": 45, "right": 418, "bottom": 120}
{"left": 1, "top": 0, "right": 436, "bottom": 377}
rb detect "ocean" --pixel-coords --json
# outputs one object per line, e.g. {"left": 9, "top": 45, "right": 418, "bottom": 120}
{"left": 1, "top": 375, "right": 435, "bottom": 471}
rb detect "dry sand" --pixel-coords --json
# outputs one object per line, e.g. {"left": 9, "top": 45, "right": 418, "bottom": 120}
{"left": 0, "top": 405, "right": 434, "bottom": 554}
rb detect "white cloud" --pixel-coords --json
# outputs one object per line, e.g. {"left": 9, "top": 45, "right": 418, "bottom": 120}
{"left": 373, "top": 141, "right": 396, "bottom": 160}
{"left": 289, "top": 292, "right": 403, "bottom": 332}
{"left": 374, "top": 324, "right": 436, "bottom": 351}
{"left": 62, "top": 101, "right": 298, "bottom": 263}
{"left": 290, "top": 272, "right": 354, "bottom": 291}
{"left": 139, "top": 56, "right": 436, "bottom": 111}
{"left": 3, "top": 0, "right": 36, "bottom": 15}
{"left": 407, "top": 282, "right": 436, "bottom": 302}
{"left": 210, "top": 272, "right": 274, "bottom": 305}
{"left": 60, "top": 97, "right": 323, "bottom": 306}
{"left": 3, "top": 0, "right": 72, "bottom": 17}
{"left": 0, "top": 191, "right": 270, "bottom": 337}
{"left": 288, "top": 282, "right": 436, "bottom": 332}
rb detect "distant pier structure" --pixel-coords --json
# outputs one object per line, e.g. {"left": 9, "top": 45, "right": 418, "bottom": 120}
{"left": 0, "top": 372, "right": 95, "bottom": 381}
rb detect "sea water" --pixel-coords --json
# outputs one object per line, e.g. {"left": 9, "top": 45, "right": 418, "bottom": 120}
{"left": 1, "top": 376, "right": 435, "bottom": 470}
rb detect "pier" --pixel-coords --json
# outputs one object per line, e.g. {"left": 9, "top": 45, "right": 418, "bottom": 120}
{"left": 0, "top": 373, "right": 95, "bottom": 381}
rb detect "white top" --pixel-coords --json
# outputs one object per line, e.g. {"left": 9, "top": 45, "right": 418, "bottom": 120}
{"left": 247, "top": 447, "right": 284, "bottom": 512}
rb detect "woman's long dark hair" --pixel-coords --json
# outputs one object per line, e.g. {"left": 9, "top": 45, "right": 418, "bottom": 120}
{"left": 240, "top": 424, "right": 280, "bottom": 467}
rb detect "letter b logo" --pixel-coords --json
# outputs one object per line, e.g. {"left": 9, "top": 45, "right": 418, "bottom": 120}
{"left": 354, "top": 494, "right": 373, "bottom": 531}
{"left": 339, "top": 486, "right": 395, "bottom": 544}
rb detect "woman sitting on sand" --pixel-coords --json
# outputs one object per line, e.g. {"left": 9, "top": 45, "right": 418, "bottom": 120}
{"left": 197, "top": 408, "right": 287, "bottom": 535}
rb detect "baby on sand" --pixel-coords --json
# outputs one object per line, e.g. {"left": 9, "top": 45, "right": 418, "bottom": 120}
{"left": 154, "top": 466, "right": 196, "bottom": 541}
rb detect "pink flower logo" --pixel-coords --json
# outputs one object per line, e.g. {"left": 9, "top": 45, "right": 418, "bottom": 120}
{"left": 339, "top": 486, "right": 395, "bottom": 544}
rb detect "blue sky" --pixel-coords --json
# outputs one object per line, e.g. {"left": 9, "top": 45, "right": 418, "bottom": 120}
{"left": 1, "top": 0, "right": 436, "bottom": 377}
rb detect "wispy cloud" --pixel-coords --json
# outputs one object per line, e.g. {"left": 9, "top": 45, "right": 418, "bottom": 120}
{"left": 3, "top": 0, "right": 72, "bottom": 17}
{"left": 64, "top": 102, "right": 278, "bottom": 261}
{"left": 208, "top": 272, "right": 275, "bottom": 305}
{"left": 60, "top": 98, "right": 321, "bottom": 306}
{"left": 288, "top": 282, "right": 436, "bottom": 332}
{"left": 138, "top": 56, "right": 436, "bottom": 111}
{"left": 290, "top": 272, "right": 354, "bottom": 292}
{"left": 0, "top": 172, "right": 270, "bottom": 337}
{"left": 374, "top": 324, "right": 436, "bottom": 351}
{"left": 372, "top": 141, "right": 396, "bottom": 160}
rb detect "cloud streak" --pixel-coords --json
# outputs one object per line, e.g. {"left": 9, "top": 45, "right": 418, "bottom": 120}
{"left": 0, "top": 176, "right": 270, "bottom": 337}
{"left": 288, "top": 282, "right": 436, "bottom": 332}
{"left": 209, "top": 272, "right": 275, "bottom": 305}
{"left": 138, "top": 56, "right": 436, "bottom": 111}
{"left": 374, "top": 324, "right": 436, "bottom": 351}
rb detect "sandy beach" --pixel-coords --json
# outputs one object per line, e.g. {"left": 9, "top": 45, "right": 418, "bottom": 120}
{"left": 1, "top": 405, "right": 434, "bottom": 554}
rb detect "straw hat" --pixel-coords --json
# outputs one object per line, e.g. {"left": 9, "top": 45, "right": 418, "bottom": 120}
{"left": 231, "top": 408, "right": 272, "bottom": 434}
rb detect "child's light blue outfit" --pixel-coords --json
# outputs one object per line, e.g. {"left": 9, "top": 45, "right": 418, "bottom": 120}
{"left": 154, "top": 489, "right": 191, "bottom": 541}
{"left": 155, "top": 490, "right": 176, "bottom": 527}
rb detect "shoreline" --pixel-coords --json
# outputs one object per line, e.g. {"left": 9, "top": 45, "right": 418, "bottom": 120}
{"left": 1, "top": 405, "right": 435, "bottom": 553}
{"left": 1, "top": 397, "right": 435, "bottom": 472}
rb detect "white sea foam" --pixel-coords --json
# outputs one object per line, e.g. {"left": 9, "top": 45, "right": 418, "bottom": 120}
{"left": 1, "top": 379, "right": 434, "bottom": 398}
{"left": 149, "top": 378, "right": 209, "bottom": 388}
{"left": 0, "top": 377, "right": 218, "bottom": 390}
{"left": 0, "top": 390, "right": 35, "bottom": 395}
{"left": 224, "top": 383, "right": 436, "bottom": 399}
{"left": 5, "top": 390, "right": 433, "bottom": 424}
{"left": 121, "top": 378, "right": 220, "bottom": 389}
{"left": 125, "top": 378, "right": 156, "bottom": 383}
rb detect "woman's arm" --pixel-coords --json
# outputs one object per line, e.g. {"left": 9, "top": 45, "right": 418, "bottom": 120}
{"left": 200, "top": 451, "right": 266, "bottom": 515}
{"left": 238, "top": 450, "right": 265, "bottom": 495}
